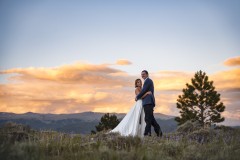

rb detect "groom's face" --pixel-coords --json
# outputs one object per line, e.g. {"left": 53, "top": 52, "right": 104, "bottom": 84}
{"left": 141, "top": 72, "right": 148, "bottom": 80}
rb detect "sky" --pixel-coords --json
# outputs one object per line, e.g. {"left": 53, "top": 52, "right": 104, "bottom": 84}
{"left": 0, "top": 0, "right": 239, "bottom": 125}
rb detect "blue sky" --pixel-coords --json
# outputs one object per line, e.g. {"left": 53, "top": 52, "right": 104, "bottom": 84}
{"left": 0, "top": 1, "right": 239, "bottom": 125}
{"left": 0, "top": 0, "right": 239, "bottom": 74}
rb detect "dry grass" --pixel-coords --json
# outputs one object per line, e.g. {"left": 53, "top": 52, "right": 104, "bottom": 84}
{"left": 0, "top": 122, "right": 240, "bottom": 160}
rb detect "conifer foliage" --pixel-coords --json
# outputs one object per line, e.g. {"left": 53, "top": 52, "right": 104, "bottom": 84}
{"left": 92, "top": 113, "right": 120, "bottom": 134}
{"left": 175, "top": 70, "right": 225, "bottom": 127}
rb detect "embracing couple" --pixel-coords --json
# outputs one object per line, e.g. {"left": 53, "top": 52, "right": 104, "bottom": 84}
{"left": 110, "top": 70, "right": 163, "bottom": 137}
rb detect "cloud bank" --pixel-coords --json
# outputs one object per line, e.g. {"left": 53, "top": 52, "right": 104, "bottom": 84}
{"left": 224, "top": 56, "right": 240, "bottom": 66}
{"left": 0, "top": 59, "right": 239, "bottom": 125}
{"left": 116, "top": 59, "right": 132, "bottom": 65}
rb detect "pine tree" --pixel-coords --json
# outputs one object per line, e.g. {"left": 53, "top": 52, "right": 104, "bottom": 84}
{"left": 91, "top": 113, "right": 120, "bottom": 133}
{"left": 175, "top": 70, "right": 225, "bottom": 127}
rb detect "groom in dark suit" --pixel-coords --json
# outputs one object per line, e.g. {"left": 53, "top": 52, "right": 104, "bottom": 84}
{"left": 136, "top": 70, "right": 162, "bottom": 137}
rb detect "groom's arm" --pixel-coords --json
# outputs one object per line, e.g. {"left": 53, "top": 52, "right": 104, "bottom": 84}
{"left": 136, "top": 80, "right": 151, "bottom": 100}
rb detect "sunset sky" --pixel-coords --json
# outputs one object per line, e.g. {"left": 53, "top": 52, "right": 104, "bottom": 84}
{"left": 0, "top": 0, "right": 239, "bottom": 125}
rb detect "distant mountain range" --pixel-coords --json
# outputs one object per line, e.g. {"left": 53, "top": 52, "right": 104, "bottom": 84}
{"left": 0, "top": 112, "right": 177, "bottom": 134}
{"left": 0, "top": 111, "right": 123, "bottom": 121}
{"left": 0, "top": 112, "right": 238, "bottom": 134}
{"left": 0, "top": 111, "right": 174, "bottom": 121}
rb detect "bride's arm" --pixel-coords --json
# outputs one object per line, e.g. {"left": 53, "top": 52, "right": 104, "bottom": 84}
{"left": 135, "top": 87, "right": 141, "bottom": 96}
{"left": 141, "top": 91, "right": 152, "bottom": 99}
{"left": 135, "top": 88, "right": 151, "bottom": 98}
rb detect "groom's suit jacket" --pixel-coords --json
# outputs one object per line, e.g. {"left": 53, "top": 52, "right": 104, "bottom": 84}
{"left": 136, "top": 77, "right": 155, "bottom": 107}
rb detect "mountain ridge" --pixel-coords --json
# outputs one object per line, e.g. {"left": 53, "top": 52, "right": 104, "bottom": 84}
{"left": 0, "top": 111, "right": 177, "bottom": 134}
{"left": 0, "top": 111, "right": 175, "bottom": 121}
{"left": 0, "top": 112, "right": 238, "bottom": 134}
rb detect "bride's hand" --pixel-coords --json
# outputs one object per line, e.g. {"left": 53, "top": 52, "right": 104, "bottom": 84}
{"left": 147, "top": 91, "right": 152, "bottom": 95}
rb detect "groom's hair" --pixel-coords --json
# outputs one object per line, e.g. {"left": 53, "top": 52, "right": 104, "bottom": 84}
{"left": 142, "top": 70, "right": 148, "bottom": 75}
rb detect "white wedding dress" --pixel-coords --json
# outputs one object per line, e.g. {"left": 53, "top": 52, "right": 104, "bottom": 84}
{"left": 109, "top": 99, "right": 146, "bottom": 138}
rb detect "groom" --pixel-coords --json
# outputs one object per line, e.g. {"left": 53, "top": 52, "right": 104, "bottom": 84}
{"left": 136, "top": 70, "right": 162, "bottom": 137}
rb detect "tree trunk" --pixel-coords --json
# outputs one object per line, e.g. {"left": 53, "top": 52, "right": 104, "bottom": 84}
{"left": 200, "top": 105, "right": 204, "bottom": 127}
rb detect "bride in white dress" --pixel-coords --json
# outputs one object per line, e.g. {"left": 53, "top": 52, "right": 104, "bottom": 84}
{"left": 110, "top": 79, "right": 152, "bottom": 138}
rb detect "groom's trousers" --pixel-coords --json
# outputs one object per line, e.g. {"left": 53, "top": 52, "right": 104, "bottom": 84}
{"left": 143, "top": 104, "right": 161, "bottom": 136}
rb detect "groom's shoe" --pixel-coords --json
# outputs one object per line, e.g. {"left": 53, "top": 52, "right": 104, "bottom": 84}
{"left": 156, "top": 131, "right": 163, "bottom": 137}
{"left": 144, "top": 133, "right": 151, "bottom": 137}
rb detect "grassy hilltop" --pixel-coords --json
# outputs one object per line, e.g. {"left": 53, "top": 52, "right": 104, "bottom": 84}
{"left": 0, "top": 122, "right": 240, "bottom": 160}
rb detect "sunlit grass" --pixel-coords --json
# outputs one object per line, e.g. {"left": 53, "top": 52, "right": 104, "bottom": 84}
{"left": 0, "top": 122, "right": 240, "bottom": 160}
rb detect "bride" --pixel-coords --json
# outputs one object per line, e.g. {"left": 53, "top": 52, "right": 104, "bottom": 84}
{"left": 109, "top": 79, "right": 152, "bottom": 137}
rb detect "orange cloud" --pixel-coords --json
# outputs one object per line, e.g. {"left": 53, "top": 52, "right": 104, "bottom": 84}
{"left": 116, "top": 59, "right": 132, "bottom": 65}
{"left": 0, "top": 62, "right": 135, "bottom": 114}
{"left": 154, "top": 91, "right": 182, "bottom": 116}
{"left": 0, "top": 60, "right": 239, "bottom": 124}
{"left": 224, "top": 56, "right": 240, "bottom": 66}
{"left": 212, "top": 68, "right": 240, "bottom": 90}
{"left": 0, "top": 62, "right": 131, "bottom": 86}
{"left": 152, "top": 71, "right": 192, "bottom": 91}
{"left": 152, "top": 69, "right": 240, "bottom": 120}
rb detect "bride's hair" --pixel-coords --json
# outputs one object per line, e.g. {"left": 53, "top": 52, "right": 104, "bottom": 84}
{"left": 135, "top": 79, "right": 142, "bottom": 88}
